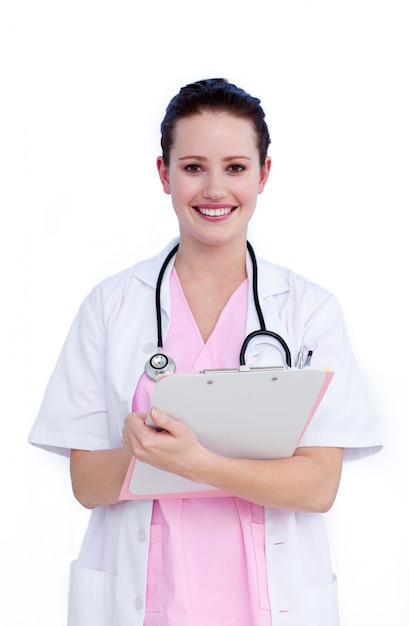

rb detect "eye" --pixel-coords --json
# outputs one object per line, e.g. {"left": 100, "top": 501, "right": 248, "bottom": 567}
{"left": 184, "top": 164, "right": 203, "bottom": 173}
{"left": 228, "top": 163, "right": 246, "bottom": 173}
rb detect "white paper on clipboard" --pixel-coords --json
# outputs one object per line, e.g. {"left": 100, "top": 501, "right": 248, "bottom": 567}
{"left": 120, "top": 368, "right": 333, "bottom": 500}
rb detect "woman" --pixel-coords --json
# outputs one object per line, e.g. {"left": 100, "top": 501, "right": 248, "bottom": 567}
{"left": 29, "top": 78, "right": 382, "bottom": 625}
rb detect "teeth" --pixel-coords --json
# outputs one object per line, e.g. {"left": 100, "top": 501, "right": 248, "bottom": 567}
{"left": 197, "top": 207, "right": 232, "bottom": 216}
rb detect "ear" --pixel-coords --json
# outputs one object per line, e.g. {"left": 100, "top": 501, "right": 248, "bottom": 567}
{"left": 157, "top": 157, "right": 171, "bottom": 194}
{"left": 258, "top": 157, "right": 272, "bottom": 194}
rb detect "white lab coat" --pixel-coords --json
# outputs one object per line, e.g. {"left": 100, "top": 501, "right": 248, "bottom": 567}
{"left": 29, "top": 240, "right": 382, "bottom": 626}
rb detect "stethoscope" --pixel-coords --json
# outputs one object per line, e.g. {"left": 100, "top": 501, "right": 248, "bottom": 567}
{"left": 144, "top": 242, "right": 292, "bottom": 380}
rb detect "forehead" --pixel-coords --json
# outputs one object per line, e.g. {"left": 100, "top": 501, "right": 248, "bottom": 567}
{"left": 171, "top": 111, "right": 258, "bottom": 154}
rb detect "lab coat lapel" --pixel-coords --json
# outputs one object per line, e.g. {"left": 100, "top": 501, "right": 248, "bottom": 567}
{"left": 131, "top": 239, "right": 179, "bottom": 340}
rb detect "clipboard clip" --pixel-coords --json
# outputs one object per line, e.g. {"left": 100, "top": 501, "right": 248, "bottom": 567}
{"left": 200, "top": 366, "right": 285, "bottom": 374}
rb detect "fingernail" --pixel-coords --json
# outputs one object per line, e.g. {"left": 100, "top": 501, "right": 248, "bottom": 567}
{"left": 151, "top": 407, "right": 160, "bottom": 421}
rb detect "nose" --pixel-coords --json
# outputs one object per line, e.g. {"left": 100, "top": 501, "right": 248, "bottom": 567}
{"left": 203, "top": 171, "right": 227, "bottom": 200}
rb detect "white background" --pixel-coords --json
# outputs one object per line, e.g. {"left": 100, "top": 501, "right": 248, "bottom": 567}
{"left": 1, "top": 1, "right": 408, "bottom": 624}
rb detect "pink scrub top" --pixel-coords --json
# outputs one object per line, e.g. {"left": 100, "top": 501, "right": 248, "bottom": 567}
{"left": 132, "top": 269, "right": 272, "bottom": 625}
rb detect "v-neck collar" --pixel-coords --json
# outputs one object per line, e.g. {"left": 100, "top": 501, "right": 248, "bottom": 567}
{"left": 171, "top": 267, "right": 248, "bottom": 346}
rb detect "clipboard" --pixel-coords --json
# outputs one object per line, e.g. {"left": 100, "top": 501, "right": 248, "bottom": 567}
{"left": 120, "top": 368, "right": 334, "bottom": 500}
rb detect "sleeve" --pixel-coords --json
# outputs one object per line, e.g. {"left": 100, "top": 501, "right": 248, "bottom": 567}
{"left": 28, "top": 290, "right": 111, "bottom": 457}
{"left": 296, "top": 292, "right": 382, "bottom": 461}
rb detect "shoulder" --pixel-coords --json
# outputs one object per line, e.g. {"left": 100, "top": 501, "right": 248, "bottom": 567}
{"left": 256, "top": 256, "right": 346, "bottom": 338}
{"left": 257, "top": 255, "right": 335, "bottom": 303}
{"left": 88, "top": 242, "right": 175, "bottom": 302}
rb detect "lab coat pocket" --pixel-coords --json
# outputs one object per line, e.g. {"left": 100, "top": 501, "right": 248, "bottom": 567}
{"left": 145, "top": 524, "right": 164, "bottom": 613}
{"left": 68, "top": 559, "right": 115, "bottom": 626}
{"left": 305, "top": 575, "right": 339, "bottom": 625}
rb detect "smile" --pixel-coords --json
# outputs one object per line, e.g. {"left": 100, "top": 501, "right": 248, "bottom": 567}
{"left": 195, "top": 206, "right": 235, "bottom": 217}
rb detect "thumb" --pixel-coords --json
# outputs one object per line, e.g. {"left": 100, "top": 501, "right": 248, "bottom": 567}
{"left": 150, "top": 407, "right": 168, "bottom": 429}
{"left": 150, "top": 407, "right": 184, "bottom": 436}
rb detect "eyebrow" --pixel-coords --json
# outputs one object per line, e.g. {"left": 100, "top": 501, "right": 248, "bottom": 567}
{"left": 178, "top": 155, "right": 252, "bottom": 162}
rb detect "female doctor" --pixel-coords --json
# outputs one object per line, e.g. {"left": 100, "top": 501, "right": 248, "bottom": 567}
{"left": 29, "top": 78, "right": 382, "bottom": 626}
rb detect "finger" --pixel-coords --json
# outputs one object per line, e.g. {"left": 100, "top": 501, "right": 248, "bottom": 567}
{"left": 150, "top": 408, "right": 191, "bottom": 439}
{"left": 124, "top": 412, "right": 146, "bottom": 436}
{"left": 122, "top": 413, "right": 145, "bottom": 447}
{"left": 125, "top": 411, "right": 146, "bottom": 425}
{"left": 150, "top": 407, "right": 166, "bottom": 429}
{"left": 149, "top": 407, "right": 179, "bottom": 433}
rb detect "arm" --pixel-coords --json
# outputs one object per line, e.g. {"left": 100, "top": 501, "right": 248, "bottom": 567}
{"left": 122, "top": 409, "right": 343, "bottom": 513}
{"left": 198, "top": 445, "right": 343, "bottom": 512}
{"left": 70, "top": 447, "right": 133, "bottom": 509}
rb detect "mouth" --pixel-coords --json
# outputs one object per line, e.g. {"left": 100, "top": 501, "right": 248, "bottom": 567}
{"left": 194, "top": 205, "right": 237, "bottom": 217}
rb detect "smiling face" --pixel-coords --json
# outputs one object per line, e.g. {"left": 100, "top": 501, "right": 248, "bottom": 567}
{"left": 157, "top": 111, "right": 271, "bottom": 249}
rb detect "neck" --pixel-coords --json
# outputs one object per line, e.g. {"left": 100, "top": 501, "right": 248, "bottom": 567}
{"left": 174, "top": 237, "right": 248, "bottom": 284}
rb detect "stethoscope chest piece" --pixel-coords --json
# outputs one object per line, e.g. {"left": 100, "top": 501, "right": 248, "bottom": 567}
{"left": 145, "top": 352, "right": 176, "bottom": 380}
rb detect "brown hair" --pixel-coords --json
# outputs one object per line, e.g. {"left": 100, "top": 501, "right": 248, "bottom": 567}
{"left": 160, "top": 78, "right": 271, "bottom": 167}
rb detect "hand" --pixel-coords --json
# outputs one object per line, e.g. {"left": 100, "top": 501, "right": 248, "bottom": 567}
{"left": 121, "top": 408, "right": 209, "bottom": 481}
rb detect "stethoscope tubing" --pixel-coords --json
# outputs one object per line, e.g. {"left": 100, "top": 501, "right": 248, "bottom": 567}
{"left": 147, "top": 241, "right": 292, "bottom": 379}
{"left": 155, "top": 244, "right": 180, "bottom": 350}
{"left": 243, "top": 243, "right": 292, "bottom": 367}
